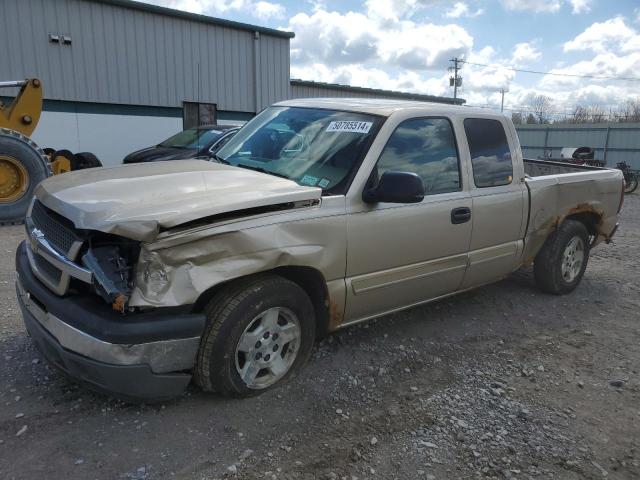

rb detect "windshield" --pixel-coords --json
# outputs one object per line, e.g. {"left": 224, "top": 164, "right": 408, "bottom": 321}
{"left": 216, "top": 107, "right": 382, "bottom": 194}
{"left": 159, "top": 128, "right": 226, "bottom": 149}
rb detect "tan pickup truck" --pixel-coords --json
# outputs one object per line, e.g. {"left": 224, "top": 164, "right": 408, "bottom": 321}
{"left": 16, "top": 99, "right": 624, "bottom": 401}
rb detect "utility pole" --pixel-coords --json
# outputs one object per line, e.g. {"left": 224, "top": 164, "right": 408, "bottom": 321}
{"left": 500, "top": 88, "right": 506, "bottom": 112}
{"left": 449, "top": 58, "right": 462, "bottom": 101}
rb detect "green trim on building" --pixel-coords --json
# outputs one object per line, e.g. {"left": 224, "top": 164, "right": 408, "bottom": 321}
{"left": 2, "top": 97, "right": 183, "bottom": 118}
{"left": 45, "top": 100, "right": 183, "bottom": 117}
{"left": 1, "top": 97, "right": 255, "bottom": 123}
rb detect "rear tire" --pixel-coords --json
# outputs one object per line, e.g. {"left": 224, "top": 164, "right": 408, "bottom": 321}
{"left": 625, "top": 173, "right": 638, "bottom": 194}
{"left": 195, "top": 274, "right": 316, "bottom": 397}
{"left": 0, "top": 129, "right": 50, "bottom": 225}
{"left": 534, "top": 220, "right": 590, "bottom": 295}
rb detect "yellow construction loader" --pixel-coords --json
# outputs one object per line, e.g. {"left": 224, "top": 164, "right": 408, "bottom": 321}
{"left": 0, "top": 78, "right": 100, "bottom": 224}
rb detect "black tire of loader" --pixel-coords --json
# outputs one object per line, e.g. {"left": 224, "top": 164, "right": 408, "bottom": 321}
{"left": 0, "top": 129, "right": 50, "bottom": 225}
{"left": 74, "top": 152, "right": 102, "bottom": 169}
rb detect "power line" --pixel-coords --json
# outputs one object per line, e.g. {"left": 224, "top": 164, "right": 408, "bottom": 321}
{"left": 460, "top": 60, "right": 640, "bottom": 82}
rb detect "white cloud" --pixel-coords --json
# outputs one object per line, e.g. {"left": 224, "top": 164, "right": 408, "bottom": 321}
{"left": 147, "top": 0, "right": 285, "bottom": 18}
{"left": 254, "top": 1, "right": 285, "bottom": 19}
{"left": 568, "top": 0, "right": 591, "bottom": 14}
{"left": 511, "top": 42, "right": 541, "bottom": 66}
{"left": 500, "top": 0, "right": 590, "bottom": 14}
{"left": 288, "top": 10, "right": 473, "bottom": 71}
{"left": 444, "top": 2, "right": 483, "bottom": 18}
{"left": 364, "top": 0, "right": 441, "bottom": 24}
{"left": 564, "top": 17, "right": 639, "bottom": 53}
{"left": 288, "top": 11, "right": 378, "bottom": 65}
{"left": 540, "top": 52, "right": 640, "bottom": 89}
{"left": 378, "top": 22, "right": 473, "bottom": 70}
{"left": 500, "top": 0, "right": 561, "bottom": 13}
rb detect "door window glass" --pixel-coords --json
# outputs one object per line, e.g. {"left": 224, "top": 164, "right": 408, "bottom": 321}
{"left": 377, "top": 118, "right": 461, "bottom": 195}
{"left": 464, "top": 118, "right": 513, "bottom": 187}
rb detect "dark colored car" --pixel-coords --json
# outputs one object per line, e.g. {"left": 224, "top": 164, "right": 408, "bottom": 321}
{"left": 123, "top": 124, "right": 240, "bottom": 164}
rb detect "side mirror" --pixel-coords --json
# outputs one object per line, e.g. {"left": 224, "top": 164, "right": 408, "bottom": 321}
{"left": 363, "top": 171, "right": 425, "bottom": 204}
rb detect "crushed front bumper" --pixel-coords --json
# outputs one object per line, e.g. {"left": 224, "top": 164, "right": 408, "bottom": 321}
{"left": 16, "top": 241, "right": 206, "bottom": 402}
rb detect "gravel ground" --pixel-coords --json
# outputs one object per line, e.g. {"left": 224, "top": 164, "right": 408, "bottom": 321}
{"left": 0, "top": 194, "right": 638, "bottom": 480}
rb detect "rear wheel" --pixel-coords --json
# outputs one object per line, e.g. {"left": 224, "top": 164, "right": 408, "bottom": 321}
{"left": 195, "top": 274, "right": 316, "bottom": 397}
{"left": 624, "top": 173, "right": 638, "bottom": 194}
{"left": 534, "top": 220, "right": 590, "bottom": 295}
{"left": 0, "top": 129, "right": 50, "bottom": 225}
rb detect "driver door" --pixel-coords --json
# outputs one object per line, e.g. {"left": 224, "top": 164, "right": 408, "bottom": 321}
{"left": 345, "top": 117, "right": 473, "bottom": 321}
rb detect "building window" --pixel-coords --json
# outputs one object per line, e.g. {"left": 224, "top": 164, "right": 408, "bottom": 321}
{"left": 183, "top": 102, "right": 217, "bottom": 129}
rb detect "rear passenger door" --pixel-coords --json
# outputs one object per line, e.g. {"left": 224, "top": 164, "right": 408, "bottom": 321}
{"left": 460, "top": 118, "right": 526, "bottom": 289}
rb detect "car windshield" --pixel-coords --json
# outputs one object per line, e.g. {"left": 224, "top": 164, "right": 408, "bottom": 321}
{"left": 216, "top": 107, "right": 382, "bottom": 194}
{"left": 159, "top": 128, "right": 226, "bottom": 149}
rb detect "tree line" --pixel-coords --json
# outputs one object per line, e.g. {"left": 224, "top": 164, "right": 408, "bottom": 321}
{"left": 510, "top": 95, "right": 640, "bottom": 125}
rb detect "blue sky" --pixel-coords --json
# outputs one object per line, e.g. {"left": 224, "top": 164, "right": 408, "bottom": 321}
{"left": 146, "top": 0, "right": 640, "bottom": 117}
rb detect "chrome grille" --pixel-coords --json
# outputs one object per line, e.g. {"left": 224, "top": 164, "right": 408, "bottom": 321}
{"left": 30, "top": 200, "right": 81, "bottom": 256}
{"left": 26, "top": 200, "right": 91, "bottom": 295}
{"left": 34, "top": 253, "right": 63, "bottom": 284}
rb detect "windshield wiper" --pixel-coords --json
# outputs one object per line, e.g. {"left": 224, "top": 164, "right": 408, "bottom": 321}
{"left": 235, "top": 163, "right": 289, "bottom": 179}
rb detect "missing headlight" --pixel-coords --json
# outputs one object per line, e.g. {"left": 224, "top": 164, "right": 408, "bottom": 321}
{"left": 82, "top": 246, "right": 132, "bottom": 313}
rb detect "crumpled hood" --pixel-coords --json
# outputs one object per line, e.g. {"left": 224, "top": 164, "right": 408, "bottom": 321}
{"left": 35, "top": 160, "right": 321, "bottom": 242}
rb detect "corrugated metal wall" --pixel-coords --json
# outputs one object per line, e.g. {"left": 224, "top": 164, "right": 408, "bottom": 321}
{"left": 0, "top": 0, "right": 291, "bottom": 112}
{"left": 292, "top": 84, "right": 383, "bottom": 99}
{"left": 289, "top": 81, "right": 459, "bottom": 104}
{"left": 516, "top": 123, "right": 640, "bottom": 170}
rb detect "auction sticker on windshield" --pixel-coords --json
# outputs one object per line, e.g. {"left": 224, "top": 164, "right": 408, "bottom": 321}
{"left": 326, "top": 121, "right": 373, "bottom": 134}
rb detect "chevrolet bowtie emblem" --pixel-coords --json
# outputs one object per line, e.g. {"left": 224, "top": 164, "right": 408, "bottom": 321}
{"left": 29, "top": 227, "right": 44, "bottom": 252}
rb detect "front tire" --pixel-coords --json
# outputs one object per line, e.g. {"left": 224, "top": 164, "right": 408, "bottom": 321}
{"left": 195, "top": 274, "right": 316, "bottom": 397}
{"left": 534, "top": 220, "right": 590, "bottom": 295}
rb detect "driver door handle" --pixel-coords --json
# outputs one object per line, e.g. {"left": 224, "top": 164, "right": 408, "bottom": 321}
{"left": 451, "top": 207, "right": 471, "bottom": 224}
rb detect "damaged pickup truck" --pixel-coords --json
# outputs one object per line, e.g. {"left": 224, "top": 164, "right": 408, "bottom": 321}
{"left": 16, "top": 99, "right": 624, "bottom": 401}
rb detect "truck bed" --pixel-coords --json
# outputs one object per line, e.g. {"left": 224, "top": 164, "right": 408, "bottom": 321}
{"left": 522, "top": 158, "right": 623, "bottom": 263}
{"left": 523, "top": 158, "right": 606, "bottom": 177}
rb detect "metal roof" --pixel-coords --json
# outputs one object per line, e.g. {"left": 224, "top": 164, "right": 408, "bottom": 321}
{"left": 88, "top": 0, "right": 295, "bottom": 38}
{"left": 290, "top": 79, "right": 464, "bottom": 105}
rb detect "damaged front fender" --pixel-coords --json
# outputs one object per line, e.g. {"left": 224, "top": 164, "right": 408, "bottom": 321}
{"left": 128, "top": 198, "right": 348, "bottom": 325}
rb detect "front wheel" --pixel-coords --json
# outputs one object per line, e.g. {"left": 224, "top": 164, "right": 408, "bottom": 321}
{"left": 195, "top": 274, "right": 316, "bottom": 397}
{"left": 534, "top": 220, "right": 590, "bottom": 295}
{"left": 624, "top": 173, "right": 638, "bottom": 194}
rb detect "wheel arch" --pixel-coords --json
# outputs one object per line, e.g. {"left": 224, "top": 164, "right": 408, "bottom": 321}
{"left": 563, "top": 210, "right": 602, "bottom": 245}
{"left": 192, "top": 266, "right": 333, "bottom": 339}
